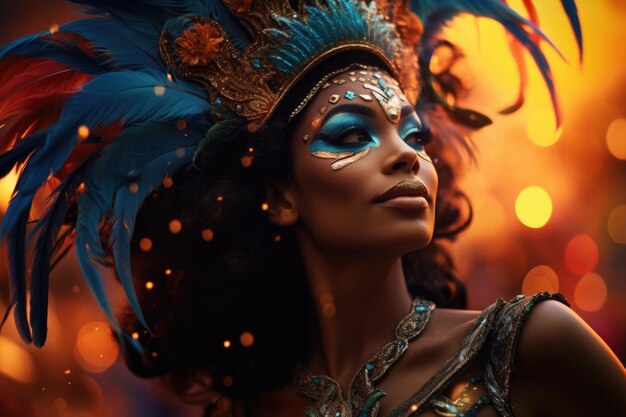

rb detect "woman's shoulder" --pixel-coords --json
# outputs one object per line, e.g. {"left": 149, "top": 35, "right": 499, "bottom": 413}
{"left": 508, "top": 294, "right": 626, "bottom": 415}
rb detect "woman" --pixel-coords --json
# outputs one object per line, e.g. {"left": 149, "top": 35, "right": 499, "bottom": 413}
{"left": 0, "top": 0, "right": 623, "bottom": 416}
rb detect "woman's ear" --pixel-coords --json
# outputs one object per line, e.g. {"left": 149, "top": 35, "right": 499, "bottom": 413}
{"left": 264, "top": 179, "right": 299, "bottom": 226}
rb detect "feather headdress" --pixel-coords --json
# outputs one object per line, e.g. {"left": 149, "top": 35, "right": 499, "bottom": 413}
{"left": 0, "top": 0, "right": 581, "bottom": 348}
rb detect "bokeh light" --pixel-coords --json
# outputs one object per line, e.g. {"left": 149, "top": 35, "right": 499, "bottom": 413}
{"left": 564, "top": 234, "right": 599, "bottom": 274}
{"left": 0, "top": 337, "right": 36, "bottom": 383}
{"left": 515, "top": 186, "right": 553, "bottom": 228}
{"left": 525, "top": 106, "right": 562, "bottom": 147}
{"left": 522, "top": 265, "right": 560, "bottom": 295}
{"left": 74, "top": 321, "right": 119, "bottom": 373}
{"left": 606, "top": 118, "right": 626, "bottom": 160}
{"left": 574, "top": 272, "right": 608, "bottom": 312}
{"left": 240, "top": 332, "right": 254, "bottom": 348}
{"left": 607, "top": 205, "right": 626, "bottom": 244}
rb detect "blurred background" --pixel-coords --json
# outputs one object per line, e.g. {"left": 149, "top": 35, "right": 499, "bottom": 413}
{"left": 0, "top": 1, "right": 624, "bottom": 416}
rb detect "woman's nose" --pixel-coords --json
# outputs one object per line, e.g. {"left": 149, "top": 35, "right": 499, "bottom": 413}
{"left": 384, "top": 134, "right": 420, "bottom": 175}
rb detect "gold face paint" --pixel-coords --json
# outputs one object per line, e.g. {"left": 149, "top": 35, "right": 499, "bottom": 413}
{"left": 363, "top": 83, "right": 402, "bottom": 123}
{"left": 310, "top": 147, "right": 371, "bottom": 171}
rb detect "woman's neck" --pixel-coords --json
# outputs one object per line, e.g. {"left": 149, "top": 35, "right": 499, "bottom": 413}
{"left": 296, "top": 234, "right": 413, "bottom": 393}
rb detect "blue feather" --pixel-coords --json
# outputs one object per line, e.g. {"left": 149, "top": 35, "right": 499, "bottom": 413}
{"left": 28, "top": 158, "right": 93, "bottom": 347}
{"left": 560, "top": 0, "right": 583, "bottom": 61}
{"left": 0, "top": 130, "right": 46, "bottom": 179}
{"left": 7, "top": 207, "right": 32, "bottom": 343}
{"left": 0, "top": 70, "right": 209, "bottom": 242}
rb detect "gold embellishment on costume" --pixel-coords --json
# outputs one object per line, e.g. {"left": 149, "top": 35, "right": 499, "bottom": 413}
{"left": 363, "top": 83, "right": 402, "bottom": 124}
{"left": 175, "top": 23, "right": 223, "bottom": 66}
{"left": 159, "top": 1, "right": 422, "bottom": 126}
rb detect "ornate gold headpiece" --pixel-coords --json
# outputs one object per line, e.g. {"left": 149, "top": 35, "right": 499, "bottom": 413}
{"left": 159, "top": 0, "right": 423, "bottom": 129}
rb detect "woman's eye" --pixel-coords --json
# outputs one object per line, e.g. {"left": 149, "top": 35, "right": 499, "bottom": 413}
{"left": 404, "top": 128, "right": 432, "bottom": 147}
{"left": 335, "top": 130, "right": 371, "bottom": 145}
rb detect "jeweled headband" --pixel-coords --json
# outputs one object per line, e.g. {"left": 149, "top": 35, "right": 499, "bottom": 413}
{"left": 0, "top": 0, "right": 581, "bottom": 348}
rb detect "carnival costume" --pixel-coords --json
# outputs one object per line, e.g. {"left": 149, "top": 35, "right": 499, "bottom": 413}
{"left": 0, "top": 1, "right": 581, "bottom": 416}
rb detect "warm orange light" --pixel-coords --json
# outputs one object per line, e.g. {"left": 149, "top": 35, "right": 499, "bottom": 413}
{"left": 223, "top": 376, "right": 234, "bottom": 387}
{"left": 0, "top": 337, "right": 37, "bottom": 383}
{"left": 574, "top": 273, "right": 607, "bottom": 312}
{"left": 128, "top": 182, "right": 139, "bottom": 193}
{"left": 175, "top": 148, "right": 186, "bottom": 158}
{"left": 522, "top": 265, "right": 559, "bottom": 295}
{"left": 169, "top": 219, "right": 182, "bottom": 234}
{"left": 74, "top": 321, "right": 119, "bottom": 373}
{"left": 176, "top": 119, "right": 188, "bottom": 130}
{"left": 240, "top": 155, "right": 253, "bottom": 168}
{"left": 261, "top": 202, "right": 269, "bottom": 211}
{"left": 49, "top": 23, "right": 59, "bottom": 34}
{"left": 515, "top": 186, "right": 552, "bottom": 228}
{"left": 607, "top": 205, "right": 626, "bottom": 244}
{"left": 77, "top": 125, "right": 90, "bottom": 141}
{"left": 131, "top": 332, "right": 140, "bottom": 340}
{"left": 162, "top": 176, "right": 174, "bottom": 188}
{"left": 145, "top": 281, "right": 154, "bottom": 290}
{"left": 240, "top": 332, "right": 254, "bottom": 348}
{"left": 564, "top": 234, "right": 599, "bottom": 275}
{"left": 217, "top": 195, "right": 224, "bottom": 202}
{"left": 0, "top": 168, "right": 17, "bottom": 213}
{"left": 525, "top": 107, "right": 562, "bottom": 147}
{"left": 606, "top": 118, "right": 626, "bottom": 160}
{"left": 223, "top": 340, "right": 231, "bottom": 348}
{"left": 201, "top": 228, "right": 214, "bottom": 241}
{"left": 139, "top": 237, "right": 153, "bottom": 252}
{"left": 164, "top": 268, "right": 172, "bottom": 276}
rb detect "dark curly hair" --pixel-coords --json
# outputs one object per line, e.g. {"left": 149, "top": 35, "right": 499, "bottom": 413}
{"left": 116, "top": 63, "right": 473, "bottom": 410}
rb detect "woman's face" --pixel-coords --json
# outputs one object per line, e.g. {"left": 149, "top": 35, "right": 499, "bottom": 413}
{"left": 286, "top": 67, "right": 438, "bottom": 256}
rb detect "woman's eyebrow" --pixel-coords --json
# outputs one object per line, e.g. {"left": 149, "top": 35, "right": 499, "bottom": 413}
{"left": 322, "top": 104, "right": 376, "bottom": 123}
{"left": 400, "top": 105, "right": 415, "bottom": 119}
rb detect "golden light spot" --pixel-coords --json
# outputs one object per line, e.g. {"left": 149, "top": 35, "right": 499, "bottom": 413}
{"left": 151, "top": 351, "right": 158, "bottom": 358}
{"left": 564, "top": 234, "right": 599, "bottom": 274}
{"left": 223, "top": 340, "right": 231, "bottom": 348}
{"left": 64, "top": 369, "right": 71, "bottom": 375}
{"left": 175, "top": 148, "right": 186, "bottom": 158}
{"left": 169, "top": 219, "right": 182, "bottom": 234}
{"left": 145, "top": 281, "right": 154, "bottom": 290}
{"left": 240, "top": 332, "right": 254, "bottom": 348}
{"left": 261, "top": 202, "right": 269, "bottom": 211}
{"left": 77, "top": 125, "right": 90, "bottom": 141}
{"left": 525, "top": 106, "right": 562, "bottom": 147}
{"left": 522, "top": 265, "right": 559, "bottom": 295}
{"left": 128, "top": 182, "right": 139, "bottom": 193}
{"left": 515, "top": 186, "right": 552, "bottom": 229}
{"left": 154, "top": 85, "right": 166, "bottom": 96}
{"left": 0, "top": 337, "right": 36, "bottom": 383}
{"left": 607, "top": 205, "right": 626, "bottom": 244}
{"left": 74, "top": 321, "right": 119, "bottom": 373}
{"left": 248, "top": 147, "right": 254, "bottom": 153}
{"left": 176, "top": 120, "right": 188, "bottom": 130}
{"left": 273, "top": 234, "right": 282, "bottom": 242}
{"left": 606, "top": 118, "right": 626, "bottom": 160}
{"left": 216, "top": 195, "right": 224, "bottom": 202}
{"left": 279, "top": 210, "right": 294, "bottom": 223}
{"left": 201, "top": 228, "right": 214, "bottom": 241}
{"left": 574, "top": 272, "right": 608, "bottom": 312}
{"left": 410, "top": 405, "right": 418, "bottom": 412}
{"left": 240, "top": 155, "right": 253, "bottom": 168}
{"left": 49, "top": 23, "right": 59, "bottom": 34}
{"left": 247, "top": 122, "right": 259, "bottom": 133}
{"left": 162, "top": 176, "right": 174, "bottom": 188}
{"left": 167, "top": 73, "right": 173, "bottom": 81}
{"left": 131, "top": 332, "right": 140, "bottom": 340}
{"left": 139, "top": 237, "right": 153, "bottom": 252}
{"left": 223, "top": 376, "right": 234, "bottom": 387}
{"left": 164, "top": 268, "right": 172, "bottom": 276}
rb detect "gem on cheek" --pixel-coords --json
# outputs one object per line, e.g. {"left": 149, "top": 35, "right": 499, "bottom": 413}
{"left": 310, "top": 115, "right": 323, "bottom": 129}
{"left": 319, "top": 106, "right": 327, "bottom": 114}
{"left": 302, "top": 134, "right": 310, "bottom": 143}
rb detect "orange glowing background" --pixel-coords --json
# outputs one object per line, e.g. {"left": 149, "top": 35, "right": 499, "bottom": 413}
{"left": 0, "top": 1, "right": 625, "bottom": 417}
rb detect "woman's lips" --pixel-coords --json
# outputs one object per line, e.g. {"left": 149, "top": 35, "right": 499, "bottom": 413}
{"left": 373, "top": 179, "right": 431, "bottom": 209}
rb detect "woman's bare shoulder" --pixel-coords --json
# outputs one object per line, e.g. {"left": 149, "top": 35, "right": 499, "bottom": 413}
{"left": 512, "top": 299, "right": 626, "bottom": 415}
